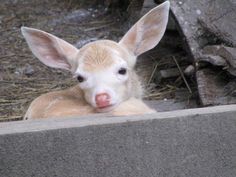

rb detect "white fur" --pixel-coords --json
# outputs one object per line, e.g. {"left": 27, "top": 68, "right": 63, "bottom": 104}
{"left": 76, "top": 56, "right": 129, "bottom": 109}
{"left": 21, "top": 2, "right": 170, "bottom": 119}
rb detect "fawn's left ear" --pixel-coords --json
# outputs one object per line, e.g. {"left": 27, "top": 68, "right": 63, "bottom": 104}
{"left": 119, "top": 1, "right": 170, "bottom": 57}
{"left": 21, "top": 27, "right": 78, "bottom": 71}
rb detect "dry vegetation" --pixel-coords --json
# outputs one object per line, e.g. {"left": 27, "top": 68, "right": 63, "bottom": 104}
{"left": 0, "top": 0, "right": 196, "bottom": 121}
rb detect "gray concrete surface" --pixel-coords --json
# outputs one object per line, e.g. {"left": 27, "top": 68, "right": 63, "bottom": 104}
{"left": 1, "top": 105, "right": 236, "bottom": 177}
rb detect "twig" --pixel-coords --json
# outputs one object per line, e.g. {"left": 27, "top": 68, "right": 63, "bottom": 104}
{"left": 0, "top": 116, "right": 22, "bottom": 122}
{"left": 84, "top": 23, "right": 114, "bottom": 32}
{"left": 0, "top": 54, "right": 16, "bottom": 59}
{"left": 172, "top": 56, "right": 192, "bottom": 94}
{"left": 147, "top": 61, "right": 159, "bottom": 85}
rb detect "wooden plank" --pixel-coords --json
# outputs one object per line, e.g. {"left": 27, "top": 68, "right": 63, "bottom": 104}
{"left": 196, "top": 68, "right": 236, "bottom": 106}
{"left": 156, "top": 0, "right": 236, "bottom": 106}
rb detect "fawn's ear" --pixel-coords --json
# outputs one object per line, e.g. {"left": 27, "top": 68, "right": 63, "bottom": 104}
{"left": 119, "top": 1, "right": 170, "bottom": 57}
{"left": 21, "top": 27, "right": 78, "bottom": 71}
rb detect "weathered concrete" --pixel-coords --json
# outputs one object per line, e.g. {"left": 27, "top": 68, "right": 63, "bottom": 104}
{"left": 1, "top": 105, "right": 236, "bottom": 177}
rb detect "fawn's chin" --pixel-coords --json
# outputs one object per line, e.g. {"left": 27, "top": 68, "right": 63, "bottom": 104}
{"left": 96, "top": 104, "right": 117, "bottom": 113}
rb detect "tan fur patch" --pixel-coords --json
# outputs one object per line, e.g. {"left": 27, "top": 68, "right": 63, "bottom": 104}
{"left": 78, "top": 40, "right": 131, "bottom": 72}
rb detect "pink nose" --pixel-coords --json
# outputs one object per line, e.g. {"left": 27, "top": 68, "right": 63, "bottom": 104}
{"left": 95, "top": 93, "right": 111, "bottom": 108}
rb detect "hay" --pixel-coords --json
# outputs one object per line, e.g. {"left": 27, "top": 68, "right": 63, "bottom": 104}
{"left": 0, "top": 0, "right": 195, "bottom": 121}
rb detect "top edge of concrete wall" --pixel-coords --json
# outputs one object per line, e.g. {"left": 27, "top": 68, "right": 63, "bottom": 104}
{"left": 1, "top": 105, "right": 236, "bottom": 135}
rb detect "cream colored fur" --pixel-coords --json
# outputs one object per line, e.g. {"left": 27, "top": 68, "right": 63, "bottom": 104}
{"left": 22, "top": 2, "right": 170, "bottom": 119}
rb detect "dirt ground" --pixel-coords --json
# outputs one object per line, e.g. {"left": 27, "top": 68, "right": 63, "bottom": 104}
{"left": 0, "top": 0, "right": 197, "bottom": 121}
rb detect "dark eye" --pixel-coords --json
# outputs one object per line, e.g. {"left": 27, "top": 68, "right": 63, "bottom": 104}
{"left": 118, "top": 68, "right": 127, "bottom": 75}
{"left": 77, "top": 75, "right": 85, "bottom": 83}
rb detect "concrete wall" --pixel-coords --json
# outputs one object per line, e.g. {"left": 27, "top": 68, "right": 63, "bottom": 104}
{"left": 1, "top": 105, "right": 236, "bottom": 177}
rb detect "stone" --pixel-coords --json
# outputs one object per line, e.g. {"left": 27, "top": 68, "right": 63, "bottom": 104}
{"left": 184, "top": 65, "right": 195, "bottom": 76}
{"left": 219, "top": 46, "right": 236, "bottom": 68}
{"left": 156, "top": 68, "right": 180, "bottom": 82}
{"left": 162, "top": 0, "right": 236, "bottom": 106}
{"left": 196, "top": 68, "right": 236, "bottom": 106}
{"left": 199, "top": 54, "right": 227, "bottom": 67}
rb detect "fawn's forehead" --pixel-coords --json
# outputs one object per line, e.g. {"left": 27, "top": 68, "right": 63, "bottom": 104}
{"left": 77, "top": 40, "right": 129, "bottom": 72}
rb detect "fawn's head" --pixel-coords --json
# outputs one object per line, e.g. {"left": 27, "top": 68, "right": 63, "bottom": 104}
{"left": 21, "top": 2, "right": 169, "bottom": 112}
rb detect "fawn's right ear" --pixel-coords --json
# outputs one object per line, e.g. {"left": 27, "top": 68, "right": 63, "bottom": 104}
{"left": 119, "top": 1, "right": 170, "bottom": 57}
{"left": 21, "top": 27, "right": 78, "bottom": 71}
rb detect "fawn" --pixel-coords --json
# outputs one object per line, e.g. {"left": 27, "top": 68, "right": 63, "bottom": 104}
{"left": 22, "top": 1, "right": 170, "bottom": 119}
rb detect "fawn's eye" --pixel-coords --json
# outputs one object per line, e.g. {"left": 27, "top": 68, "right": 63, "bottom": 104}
{"left": 77, "top": 75, "right": 85, "bottom": 83}
{"left": 118, "top": 68, "right": 127, "bottom": 75}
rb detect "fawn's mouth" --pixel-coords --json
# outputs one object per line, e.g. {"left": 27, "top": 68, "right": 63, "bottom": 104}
{"left": 96, "top": 104, "right": 116, "bottom": 112}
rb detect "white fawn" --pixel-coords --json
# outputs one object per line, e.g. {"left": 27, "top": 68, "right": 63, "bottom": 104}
{"left": 22, "top": 1, "right": 170, "bottom": 119}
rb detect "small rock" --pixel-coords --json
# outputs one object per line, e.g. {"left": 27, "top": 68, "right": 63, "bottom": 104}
{"left": 155, "top": 68, "right": 183, "bottom": 83}
{"left": 156, "top": 68, "right": 181, "bottom": 83}
{"left": 14, "top": 64, "right": 35, "bottom": 77}
{"left": 184, "top": 65, "right": 195, "bottom": 76}
{"left": 14, "top": 68, "right": 23, "bottom": 76}
{"left": 196, "top": 9, "right": 201, "bottom": 15}
{"left": 199, "top": 54, "right": 228, "bottom": 67}
{"left": 24, "top": 64, "right": 35, "bottom": 76}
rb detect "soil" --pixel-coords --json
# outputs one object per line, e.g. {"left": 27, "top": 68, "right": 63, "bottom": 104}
{"left": 0, "top": 0, "right": 197, "bottom": 121}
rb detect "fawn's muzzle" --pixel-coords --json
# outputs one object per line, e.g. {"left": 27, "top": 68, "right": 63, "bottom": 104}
{"left": 95, "top": 93, "right": 111, "bottom": 108}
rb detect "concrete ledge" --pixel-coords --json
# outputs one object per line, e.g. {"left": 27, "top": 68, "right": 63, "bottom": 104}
{"left": 1, "top": 104, "right": 236, "bottom": 134}
{"left": 1, "top": 105, "right": 236, "bottom": 177}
